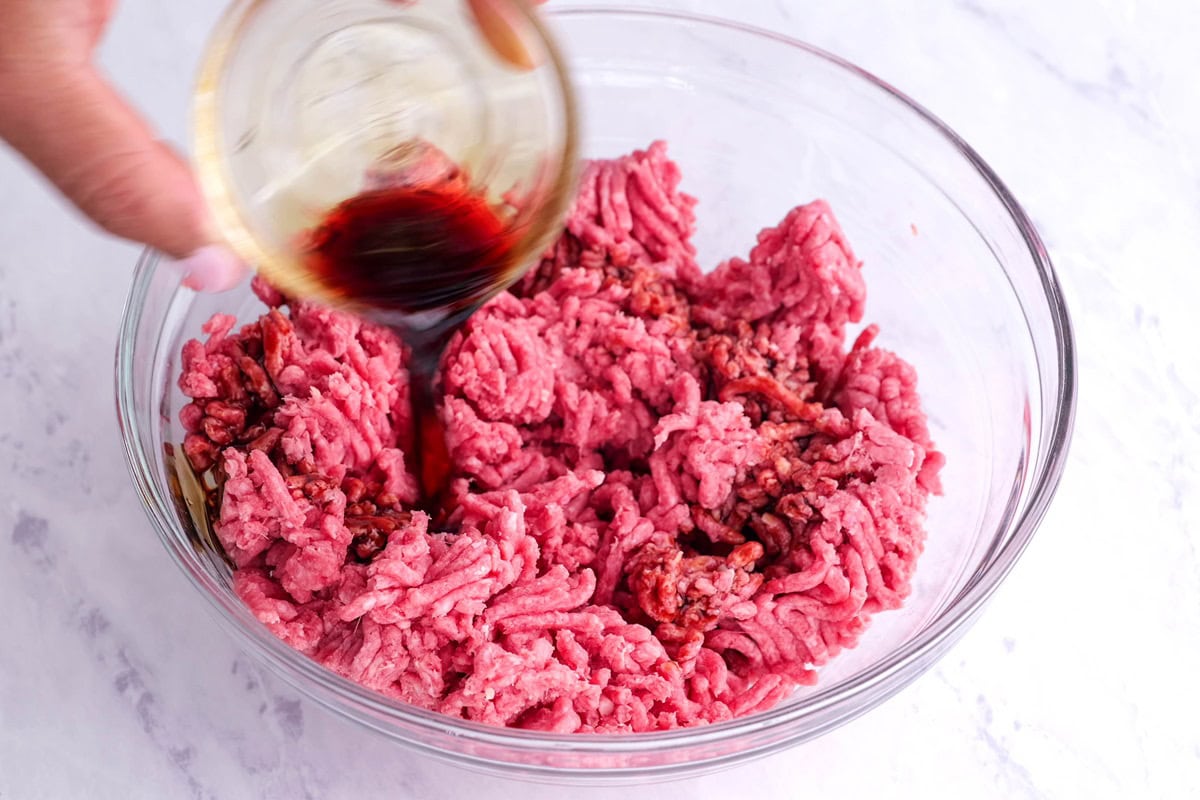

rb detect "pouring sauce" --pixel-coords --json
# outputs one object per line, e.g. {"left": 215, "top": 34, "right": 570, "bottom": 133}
{"left": 303, "top": 180, "right": 519, "bottom": 519}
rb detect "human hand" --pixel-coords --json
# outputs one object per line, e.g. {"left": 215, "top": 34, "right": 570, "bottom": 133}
{"left": 0, "top": 0, "right": 246, "bottom": 291}
{"left": 467, "top": 0, "right": 550, "bottom": 70}
{"left": 0, "top": 0, "right": 547, "bottom": 292}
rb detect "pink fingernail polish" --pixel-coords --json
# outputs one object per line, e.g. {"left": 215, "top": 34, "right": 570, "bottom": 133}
{"left": 176, "top": 245, "right": 249, "bottom": 292}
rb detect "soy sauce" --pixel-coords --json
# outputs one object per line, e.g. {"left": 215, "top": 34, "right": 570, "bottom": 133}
{"left": 306, "top": 185, "right": 515, "bottom": 315}
{"left": 305, "top": 184, "right": 518, "bottom": 519}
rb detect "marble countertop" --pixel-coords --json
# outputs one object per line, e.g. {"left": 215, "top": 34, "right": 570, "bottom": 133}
{"left": 2, "top": 1, "right": 1197, "bottom": 797}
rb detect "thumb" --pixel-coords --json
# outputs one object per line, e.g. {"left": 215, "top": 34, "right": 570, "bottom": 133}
{"left": 466, "top": 0, "right": 549, "bottom": 71}
{"left": 0, "top": 62, "right": 245, "bottom": 291}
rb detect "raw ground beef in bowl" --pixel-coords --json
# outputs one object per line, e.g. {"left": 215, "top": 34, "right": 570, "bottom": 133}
{"left": 176, "top": 142, "right": 944, "bottom": 734}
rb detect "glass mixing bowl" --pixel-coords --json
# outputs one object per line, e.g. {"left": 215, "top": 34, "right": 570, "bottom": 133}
{"left": 116, "top": 7, "right": 1076, "bottom": 784}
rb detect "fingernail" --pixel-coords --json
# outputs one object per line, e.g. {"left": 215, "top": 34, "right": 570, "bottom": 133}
{"left": 467, "top": 0, "right": 539, "bottom": 71}
{"left": 176, "top": 244, "right": 249, "bottom": 292}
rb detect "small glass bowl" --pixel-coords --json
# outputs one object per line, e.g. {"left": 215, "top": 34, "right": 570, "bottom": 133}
{"left": 116, "top": 7, "right": 1075, "bottom": 784}
{"left": 193, "top": 0, "right": 578, "bottom": 316}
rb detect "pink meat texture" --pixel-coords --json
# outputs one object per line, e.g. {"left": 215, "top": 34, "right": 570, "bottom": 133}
{"left": 178, "top": 142, "right": 944, "bottom": 732}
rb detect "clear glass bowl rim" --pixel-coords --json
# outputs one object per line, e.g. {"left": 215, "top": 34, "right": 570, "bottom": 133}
{"left": 115, "top": 4, "right": 1077, "bottom": 770}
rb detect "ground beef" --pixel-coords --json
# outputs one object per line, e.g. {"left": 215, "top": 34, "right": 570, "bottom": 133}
{"left": 178, "top": 141, "right": 944, "bottom": 733}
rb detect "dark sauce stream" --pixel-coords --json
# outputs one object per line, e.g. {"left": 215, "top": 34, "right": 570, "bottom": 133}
{"left": 305, "top": 182, "right": 518, "bottom": 522}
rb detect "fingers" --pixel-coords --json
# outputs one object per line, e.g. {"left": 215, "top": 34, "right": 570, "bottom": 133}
{"left": 170, "top": 245, "right": 246, "bottom": 292}
{"left": 0, "top": 62, "right": 245, "bottom": 291}
{"left": 387, "top": 0, "right": 549, "bottom": 70}
{"left": 0, "top": 0, "right": 552, "bottom": 293}
{"left": 467, "top": 0, "right": 539, "bottom": 70}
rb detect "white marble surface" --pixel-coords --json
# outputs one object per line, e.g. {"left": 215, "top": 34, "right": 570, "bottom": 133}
{"left": 2, "top": 0, "right": 1198, "bottom": 797}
